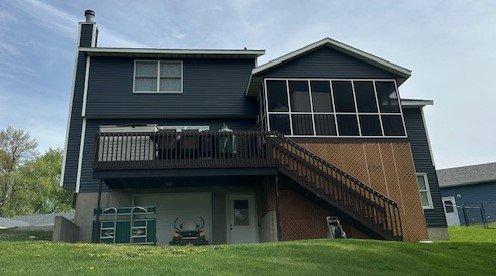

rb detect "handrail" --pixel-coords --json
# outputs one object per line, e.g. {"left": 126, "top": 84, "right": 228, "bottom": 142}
{"left": 269, "top": 132, "right": 398, "bottom": 206}
{"left": 92, "top": 130, "right": 403, "bottom": 240}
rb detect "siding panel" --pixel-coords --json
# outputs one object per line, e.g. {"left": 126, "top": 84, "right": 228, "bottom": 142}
{"left": 403, "top": 108, "right": 447, "bottom": 227}
{"left": 263, "top": 46, "right": 398, "bottom": 80}
{"left": 85, "top": 57, "right": 258, "bottom": 118}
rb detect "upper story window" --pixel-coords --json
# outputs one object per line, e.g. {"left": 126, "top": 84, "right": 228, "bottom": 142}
{"left": 264, "top": 78, "right": 406, "bottom": 138}
{"left": 134, "top": 60, "right": 183, "bottom": 93}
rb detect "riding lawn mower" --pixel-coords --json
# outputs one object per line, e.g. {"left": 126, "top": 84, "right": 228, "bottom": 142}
{"left": 169, "top": 217, "right": 209, "bottom": 246}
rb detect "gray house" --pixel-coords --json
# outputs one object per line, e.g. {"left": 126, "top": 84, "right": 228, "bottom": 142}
{"left": 438, "top": 162, "right": 496, "bottom": 226}
{"left": 56, "top": 10, "right": 447, "bottom": 244}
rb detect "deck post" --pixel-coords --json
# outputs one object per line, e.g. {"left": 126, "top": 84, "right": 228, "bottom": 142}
{"left": 92, "top": 180, "right": 103, "bottom": 242}
{"left": 274, "top": 175, "right": 282, "bottom": 241}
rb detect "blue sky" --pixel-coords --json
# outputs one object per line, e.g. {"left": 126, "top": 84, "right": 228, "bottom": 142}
{"left": 0, "top": 0, "right": 495, "bottom": 169}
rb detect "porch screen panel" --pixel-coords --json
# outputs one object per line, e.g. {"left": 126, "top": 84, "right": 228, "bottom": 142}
{"left": 265, "top": 79, "right": 406, "bottom": 138}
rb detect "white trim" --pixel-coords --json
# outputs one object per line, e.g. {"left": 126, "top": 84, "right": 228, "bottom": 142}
{"left": 252, "top": 38, "right": 411, "bottom": 78}
{"left": 133, "top": 60, "right": 183, "bottom": 94}
{"left": 75, "top": 118, "right": 87, "bottom": 193}
{"left": 350, "top": 80, "right": 362, "bottom": 136}
{"left": 80, "top": 47, "right": 265, "bottom": 56}
{"left": 286, "top": 80, "right": 294, "bottom": 135}
{"left": 81, "top": 56, "right": 91, "bottom": 117}
{"left": 420, "top": 108, "right": 436, "bottom": 167}
{"left": 60, "top": 23, "right": 82, "bottom": 187}
{"left": 264, "top": 78, "right": 407, "bottom": 138}
{"left": 416, "top": 173, "right": 434, "bottom": 210}
{"left": 307, "top": 80, "right": 317, "bottom": 135}
{"left": 401, "top": 99, "right": 434, "bottom": 107}
{"left": 91, "top": 24, "right": 97, "bottom": 47}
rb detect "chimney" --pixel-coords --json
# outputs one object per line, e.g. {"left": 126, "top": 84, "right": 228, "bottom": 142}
{"left": 78, "top": 10, "right": 98, "bottom": 47}
{"left": 84, "top": 10, "right": 95, "bottom": 23}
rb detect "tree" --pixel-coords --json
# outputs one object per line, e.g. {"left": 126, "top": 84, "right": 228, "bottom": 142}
{"left": 0, "top": 126, "right": 37, "bottom": 216}
{"left": 20, "top": 149, "right": 72, "bottom": 214}
{"left": 0, "top": 127, "right": 72, "bottom": 217}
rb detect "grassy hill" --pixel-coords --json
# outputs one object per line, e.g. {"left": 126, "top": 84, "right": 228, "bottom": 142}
{"left": 0, "top": 226, "right": 495, "bottom": 275}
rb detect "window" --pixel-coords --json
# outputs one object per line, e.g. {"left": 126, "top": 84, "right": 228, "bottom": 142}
{"left": 264, "top": 78, "right": 406, "bottom": 138}
{"left": 233, "top": 200, "right": 249, "bottom": 226}
{"left": 354, "top": 81, "right": 378, "bottom": 113}
{"left": 266, "top": 80, "right": 289, "bottom": 112}
{"left": 332, "top": 81, "right": 355, "bottom": 112}
{"left": 337, "top": 114, "right": 359, "bottom": 136}
{"left": 269, "top": 114, "right": 291, "bottom": 135}
{"left": 381, "top": 115, "right": 405, "bottom": 136}
{"left": 416, "top": 173, "right": 433, "bottom": 209}
{"left": 359, "top": 115, "right": 382, "bottom": 136}
{"left": 289, "top": 81, "right": 311, "bottom": 112}
{"left": 310, "top": 81, "right": 333, "bottom": 112}
{"left": 292, "top": 114, "right": 313, "bottom": 135}
{"left": 134, "top": 60, "right": 182, "bottom": 93}
{"left": 376, "top": 81, "right": 400, "bottom": 113}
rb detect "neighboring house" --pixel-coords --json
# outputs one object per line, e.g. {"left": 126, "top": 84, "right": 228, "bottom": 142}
{"left": 57, "top": 10, "right": 446, "bottom": 244}
{"left": 438, "top": 162, "right": 496, "bottom": 226}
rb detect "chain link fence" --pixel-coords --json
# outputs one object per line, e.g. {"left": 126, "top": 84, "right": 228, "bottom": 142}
{"left": 456, "top": 202, "right": 496, "bottom": 228}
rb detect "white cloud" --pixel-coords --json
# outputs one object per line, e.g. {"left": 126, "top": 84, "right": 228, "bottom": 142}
{"left": 11, "top": 0, "right": 145, "bottom": 47}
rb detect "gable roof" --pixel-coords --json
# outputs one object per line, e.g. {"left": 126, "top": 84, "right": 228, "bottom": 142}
{"left": 437, "top": 162, "right": 496, "bottom": 188}
{"left": 253, "top": 38, "right": 411, "bottom": 77}
{"left": 246, "top": 38, "right": 412, "bottom": 96}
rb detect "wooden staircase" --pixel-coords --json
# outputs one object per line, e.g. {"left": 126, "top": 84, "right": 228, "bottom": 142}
{"left": 266, "top": 133, "right": 403, "bottom": 241}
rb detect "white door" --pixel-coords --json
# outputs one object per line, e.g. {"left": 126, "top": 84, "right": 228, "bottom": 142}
{"left": 442, "top": 196, "right": 460, "bottom": 226}
{"left": 226, "top": 194, "right": 258, "bottom": 244}
{"left": 133, "top": 193, "right": 212, "bottom": 244}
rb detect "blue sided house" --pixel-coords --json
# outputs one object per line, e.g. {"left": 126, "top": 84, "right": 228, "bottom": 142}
{"left": 438, "top": 162, "right": 496, "bottom": 226}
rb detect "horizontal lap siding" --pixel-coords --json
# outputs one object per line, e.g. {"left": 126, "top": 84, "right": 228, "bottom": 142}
{"left": 62, "top": 23, "right": 94, "bottom": 189}
{"left": 262, "top": 46, "right": 398, "bottom": 79}
{"left": 79, "top": 118, "right": 256, "bottom": 193}
{"left": 78, "top": 24, "right": 94, "bottom": 47}
{"left": 85, "top": 57, "right": 258, "bottom": 118}
{"left": 62, "top": 52, "right": 87, "bottom": 189}
{"left": 403, "top": 108, "right": 447, "bottom": 227}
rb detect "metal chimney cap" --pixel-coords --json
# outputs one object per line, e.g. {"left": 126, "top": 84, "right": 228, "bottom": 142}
{"left": 84, "top": 10, "right": 95, "bottom": 22}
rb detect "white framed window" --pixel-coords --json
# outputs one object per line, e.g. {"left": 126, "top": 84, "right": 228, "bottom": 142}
{"left": 416, "top": 173, "right": 434, "bottom": 209}
{"left": 263, "top": 78, "right": 407, "bottom": 138}
{"left": 134, "top": 60, "right": 183, "bottom": 93}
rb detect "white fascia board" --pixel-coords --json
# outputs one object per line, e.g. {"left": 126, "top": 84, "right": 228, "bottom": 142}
{"left": 79, "top": 47, "right": 265, "bottom": 56}
{"left": 252, "top": 38, "right": 411, "bottom": 78}
{"left": 401, "top": 99, "right": 434, "bottom": 107}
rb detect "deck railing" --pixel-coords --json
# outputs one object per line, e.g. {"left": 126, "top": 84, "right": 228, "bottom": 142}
{"left": 93, "top": 130, "right": 402, "bottom": 240}
{"left": 93, "top": 130, "right": 278, "bottom": 170}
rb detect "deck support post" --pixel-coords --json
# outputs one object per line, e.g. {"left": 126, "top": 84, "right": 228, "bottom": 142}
{"left": 92, "top": 180, "right": 103, "bottom": 242}
{"left": 274, "top": 175, "right": 282, "bottom": 241}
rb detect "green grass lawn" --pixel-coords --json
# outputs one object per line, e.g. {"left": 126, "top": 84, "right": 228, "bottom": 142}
{"left": 0, "top": 227, "right": 495, "bottom": 275}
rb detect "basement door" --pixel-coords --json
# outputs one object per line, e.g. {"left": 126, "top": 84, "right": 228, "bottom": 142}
{"left": 442, "top": 196, "right": 460, "bottom": 226}
{"left": 226, "top": 193, "right": 258, "bottom": 244}
{"left": 133, "top": 193, "right": 212, "bottom": 244}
